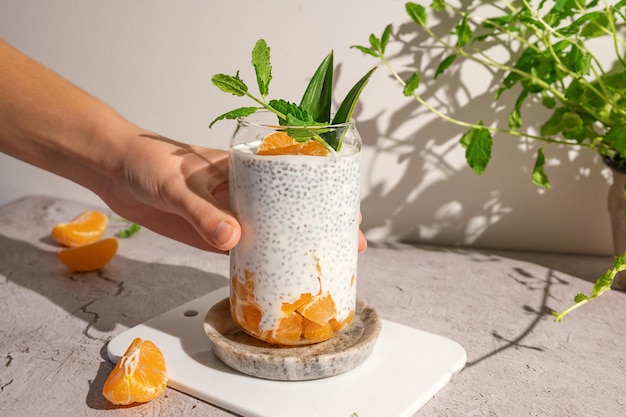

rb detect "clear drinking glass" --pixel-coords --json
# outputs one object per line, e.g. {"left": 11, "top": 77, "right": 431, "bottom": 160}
{"left": 228, "top": 111, "right": 362, "bottom": 346}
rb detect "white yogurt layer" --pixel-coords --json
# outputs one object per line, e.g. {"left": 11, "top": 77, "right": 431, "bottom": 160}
{"left": 229, "top": 140, "right": 361, "bottom": 334}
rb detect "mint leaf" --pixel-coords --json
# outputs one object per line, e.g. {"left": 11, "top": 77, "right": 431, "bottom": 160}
{"left": 531, "top": 147, "right": 551, "bottom": 189}
{"left": 252, "top": 39, "right": 272, "bottom": 97}
{"left": 406, "top": 2, "right": 426, "bottom": 26}
{"left": 460, "top": 124, "right": 492, "bottom": 175}
{"left": 209, "top": 107, "right": 258, "bottom": 128}
{"left": 434, "top": 54, "right": 457, "bottom": 79}
{"left": 211, "top": 73, "right": 248, "bottom": 96}
{"left": 380, "top": 24, "right": 393, "bottom": 54}
{"left": 454, "top": 14, "right": 472, "bottom": 47}
{"left": 350, "top": 45, "right": 379, "bottom": 58}
{"left": 117, "top": 223, "right": 141, "bottom": 238}
{"left": 553, "top": 250, "right": 626, "bottom": 321}
{"left": 403, "top": 72, "right": 421, "bottom": 96}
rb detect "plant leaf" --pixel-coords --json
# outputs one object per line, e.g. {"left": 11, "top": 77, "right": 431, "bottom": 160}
{"left": 209, "top": 106, "right": 258, "bottom": 128}
{"left": 431, "top": 0, "right": 446, "bottom": 12}
{"left": 350, "top": 44, "right": 380, "bottom": 58}
{"left": 454, "top": 14, "right": 472, "bottom": 47}
{"left": 328, "top": 67, "right": 377, "bottom": 150}
{"left": 406, "top": 2, "right": 427, "bottom": 26}
{"left": 211, "top": 73, "right": 248, "bottom": 96}
{"left": 300, "top": 51, "right": 333, "bottom": 123}
{"left": 403, "top": 72, "right": 421, "bottom": 96}
{"left": 251, "top": 39, "right": 272, "bottom": 97}
{"left": 380, "top": 24, "right": 393, "bottom": 54}
{"left": 532, "top": 147, "right": 551, "bottom": 189}
{"left": 460, "top": 124, "right": 492, "bottom": 175}
{"left": 434, "top": 54, "right": 457, "bottom": 79}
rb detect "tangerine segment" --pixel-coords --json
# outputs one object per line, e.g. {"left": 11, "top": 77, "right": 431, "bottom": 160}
{"left": 302, "top": 318, "right": 334, "bottom": 342}
{"left": 330, "top": 309, "right": 355, "bottom": 331}
{"left": 297, "top": 293, "right": 336, "bottom": 325}
{"left": 256, "top": 131, "right": 298, "bottom": 155}
{"left": 51, "top": 210, "right": 108, "bottom": 247}
{"left": 233, "top": 300, "right": 263, "bottom": 335}
{"left": 272, "top": 311, "right": 303, "bottom": 344}
{"left": 102, "top": 338, "right": 167, "bottom": 405}
{"left": 299, "top": 140, "right": 329, "bottom": 156}
{"left": 256, "top": 131, "right": 330, "bottom": 156}
{"left": 281, "top": 292, "right": 313, "bottom": 315}
{"left": 58, "top": 237, "right": 118, "bottom": 272}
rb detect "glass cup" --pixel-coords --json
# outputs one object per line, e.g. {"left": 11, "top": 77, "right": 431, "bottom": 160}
{"left": 228, "top": 111, "right": 362, "bottom": 346}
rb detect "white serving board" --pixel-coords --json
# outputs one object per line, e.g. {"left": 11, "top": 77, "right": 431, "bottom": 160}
{"left": 107, "top": 287, "right": 466, "bottom": 417}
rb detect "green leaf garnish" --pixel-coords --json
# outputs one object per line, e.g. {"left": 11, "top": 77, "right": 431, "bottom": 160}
{"left": 117, "top": 223, "right": 141, "bottom": 238}
{"left": 209, "top": 107, "right": 258, "bottom": 128}
{"left": 300, "top": 51, "right": 333, "bottom": 123}
{"left": 211, "top": 72, "right": 248, "bottom": 96}
{"left": 210, "top": 39, "right": 375, "bottom": 152}
{"left": 251, "top": 39, "right": 272, "bottom": 97}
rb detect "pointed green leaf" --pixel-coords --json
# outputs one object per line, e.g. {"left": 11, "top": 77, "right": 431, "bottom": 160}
{"left": 431, "top": 0, "right": 446, "bottom": 12}
{"left": 381, "top": 24, "right": 393, "bottom": 53}
{"left": 327, "top": 67, "right": 377, "bottom": 150}
{"left": 460, "top": 124, "right": 492, "bottom": 175}
{"left": 434, "top": 54, "right": 457, "bottom": 79}
{"left": 509, "top": 89, "right": 529, "bottom": 130}
{"left": 369, "top": 34, "right": 381, "bottom": 52}
{"left": 403, "top": 72, "right": 421, "bottom": 96}
{"left": 532, "top": 147, "right": 551, "bottom": 189}
{"left": 300, "top": 51, "right": 333, "bottom": 123}
{"left": 454, "top": 14, "right": 472, "bottom": 47}
{"left": 211, "top": 73, "right": 248, "bottom": 96}
{"left": 406, "top": 2, "right": 427, "bottom": 26}
{"left": 209, "top": 106, "right": 258, "bottom": 128}
{"left": 350, "top": 44, "right": 380, "bottom": 58}
{"left": 332, "top": 67, "right": 377, "bottom": 126}
{"left": 251, "top": 39, "right": 272, "bottom": 97}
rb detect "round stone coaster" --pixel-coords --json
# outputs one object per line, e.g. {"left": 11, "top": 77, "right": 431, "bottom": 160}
{"left": 203, "top": 297, "right": 382, "bottom": 381}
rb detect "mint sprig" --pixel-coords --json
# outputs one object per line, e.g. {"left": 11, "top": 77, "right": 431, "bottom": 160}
{"left": 210, "top": 39, "right": 376, "bottom": 151}
{"left": 553, "top": 251, "right": 626, "bottom": 322}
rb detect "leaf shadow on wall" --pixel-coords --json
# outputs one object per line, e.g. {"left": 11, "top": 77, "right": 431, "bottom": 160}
{"left": 355, "top": 15, "right": 613, "bottom": 256}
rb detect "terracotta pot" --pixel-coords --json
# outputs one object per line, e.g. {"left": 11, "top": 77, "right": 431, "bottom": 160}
{"left": 606, "top": 162, "right": 626, "bottom": 290}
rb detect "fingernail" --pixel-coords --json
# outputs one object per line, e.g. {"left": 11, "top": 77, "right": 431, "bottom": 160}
{"left": 211, "top": 221, "right": 235, "bottom": 248}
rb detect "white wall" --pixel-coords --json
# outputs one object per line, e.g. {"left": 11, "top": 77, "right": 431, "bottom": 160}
{"left": 0, "top": 0, "right": 615, "bottom": 255}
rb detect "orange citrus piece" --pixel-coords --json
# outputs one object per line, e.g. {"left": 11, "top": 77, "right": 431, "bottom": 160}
{"left": 256, "top": 131, "right": 330, "bottom": 156}
{"left": 272, "top": 311, "right": 303, "bottom": 344}
{"left": 299, "top": 140, "right": 329, "bottom": 156}
{"left": 233, "top": 300, "right": 263, "bottom": 334}
{"left": 102, "top": 338, "right": 167, "bottom": 405}
{"left": 51, "top": 210, "right": 108, "bottom": 247}
{"left": 58, "top": 237, "right": 118, "bottom": 272}
{"left": 281, "top": 292, "right": 313, "bottom": 315}
{"left": 330, "top": 309, "right": 355, "bottom": 331}
{"left": 302, "top": 318, "right": 334, "bottom": 342}
{"left": 297, "top": 293, "right": 336, "bottom": 325}
{"left": 257, "top": 131, "right": 298, "bottom": 155}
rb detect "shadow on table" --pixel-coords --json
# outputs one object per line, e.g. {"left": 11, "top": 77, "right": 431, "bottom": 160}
{"left": 0, "top": 233, "right": 228, "bottom": 410}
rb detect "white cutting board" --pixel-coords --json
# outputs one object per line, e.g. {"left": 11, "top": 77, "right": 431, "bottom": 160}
{"left": 107, "top": 287, "right": 466, "bottom": 417}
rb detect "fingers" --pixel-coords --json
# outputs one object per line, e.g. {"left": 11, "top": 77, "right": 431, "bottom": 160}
{"left": 358, "top": 211, "right": 367, "bottom": 253}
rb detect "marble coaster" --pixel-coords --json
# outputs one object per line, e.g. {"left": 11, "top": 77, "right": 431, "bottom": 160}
{"left": 203, "top": 297, "right": 382, "bottom": 381}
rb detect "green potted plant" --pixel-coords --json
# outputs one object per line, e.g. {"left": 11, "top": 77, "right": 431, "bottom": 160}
{"left": 353, "top": 0, "right": 626, "bottom": 319}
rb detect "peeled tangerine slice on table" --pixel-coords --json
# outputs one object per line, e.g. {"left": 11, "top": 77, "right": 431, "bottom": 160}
{"left": 51, "top": 210, "right": 108, "bottom": 247}
{"left": 102, "top": 338, "right": 168, "bottom": 405}
{"left": 58, "top": 237, "right": 118, "bottom": 272}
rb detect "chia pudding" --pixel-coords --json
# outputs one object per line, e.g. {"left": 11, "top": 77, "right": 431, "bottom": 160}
{"left": 228, "top": 126, "right": 361, "bottom": 346}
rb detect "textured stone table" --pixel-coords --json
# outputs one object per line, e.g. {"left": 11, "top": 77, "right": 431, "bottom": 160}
{"left": 1, "top": 195, "right": 625, "bottom": 417}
